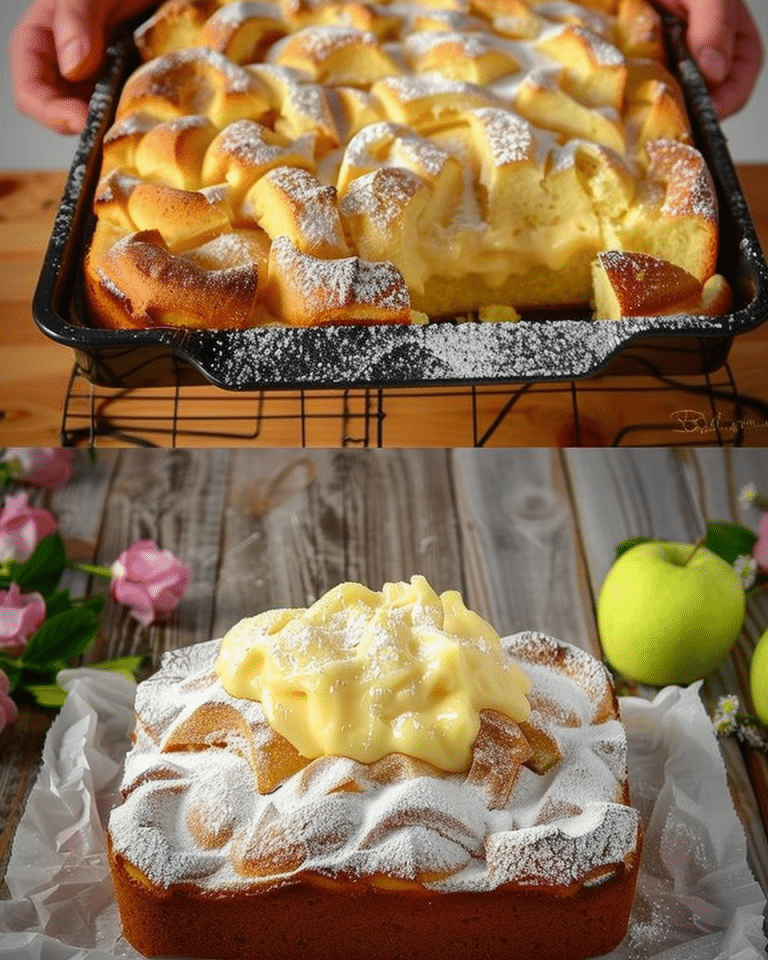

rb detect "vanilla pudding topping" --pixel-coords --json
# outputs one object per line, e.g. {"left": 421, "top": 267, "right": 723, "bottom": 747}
{"left": 215, "top": 575, "right": 532, "bottom": 772}
{"left": 110, "top": 628, "right": 640, "bottom": 894}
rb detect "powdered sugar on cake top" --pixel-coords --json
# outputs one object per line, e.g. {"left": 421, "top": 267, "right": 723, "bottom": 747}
{"left": 108, "top": 631, "right": 640, "bottom": 893}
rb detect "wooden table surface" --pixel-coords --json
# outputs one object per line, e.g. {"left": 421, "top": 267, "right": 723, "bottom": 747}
{"left": 1, "top": 447, "right": 767, "bottom": 943}
{"left": 0, "top": 168, "right": 766, "bottom": 448}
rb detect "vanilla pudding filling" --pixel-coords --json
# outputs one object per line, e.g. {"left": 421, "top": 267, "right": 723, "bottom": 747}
{"left": 85, "top": 0, "right": 723, "bottom": 329}
{"left": 108, "top": 577, "right": 640, "bottom": 896}
{"left": 214, "top": 576, "right": 532, "bottom": 770}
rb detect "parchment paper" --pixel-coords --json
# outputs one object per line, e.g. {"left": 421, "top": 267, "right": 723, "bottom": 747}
{"left": 0, "top": 668, "right": 765, "bottom": 959}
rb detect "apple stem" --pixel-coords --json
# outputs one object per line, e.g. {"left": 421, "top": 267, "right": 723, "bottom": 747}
{"left": 683, "top": 535, "right": 706, "bottom": 566}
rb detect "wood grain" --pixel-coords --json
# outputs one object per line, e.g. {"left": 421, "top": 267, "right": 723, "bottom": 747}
{"left": 563, "top": 448, "right": 768, "bottom": 894}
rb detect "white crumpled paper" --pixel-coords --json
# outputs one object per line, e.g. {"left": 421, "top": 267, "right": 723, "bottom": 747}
{"left": 0, "top": 671, "right": 765, "bottom": 960}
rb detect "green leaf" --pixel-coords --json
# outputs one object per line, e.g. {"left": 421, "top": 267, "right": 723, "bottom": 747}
{"left": 15, "top": 533, "right": 67, "bottom": 595}
{"left": 21, "top": 607, "right": 100, "bottom": 669}
{"left": 13, "top": 657, "right": 144, "bottom": 711}
{"left": 92, "top": 655, "right": 145, "bottom": 678}
{"left": 0, "top": 659, "right": 23, "bottom": 692}
{"left": 705, "top": 520, "right": 758, "bottom": 566}
{"left": 0, "top": 457, "right": 21, "bottom": 491}
{"left": 0, "top": 561, "right": 22, "bottom": 591}
{"left": 79, "top": 593, "right": 106, "bottom": 616}
{"left": 43, "top": 589, "right": 75, "bottom": 619}
{"left": 615, "top": 536, "right": 655, "bottom": 560}
{"left": 24, "top": 683, "right": 68, "bottom": 708}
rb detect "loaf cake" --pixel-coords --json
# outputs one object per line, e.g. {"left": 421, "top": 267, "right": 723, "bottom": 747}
{"left": 82, "top": 0, "right": 731, "bottom": 329}
{"left": 107, "top": 576, "right": 642, "bottom": 960}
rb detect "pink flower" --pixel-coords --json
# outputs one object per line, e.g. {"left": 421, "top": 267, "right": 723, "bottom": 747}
{"left": 110, "top": 540, "right": 190, "bottom": 627}
{"left": 754, "top": 513, "right": 768, "bottom": 572}
{"left": 0, "top": 669, "right": 18, "bottom": 733}
{"left": 3, "top": 448, "right": 75, "bottom": 489}
{"left": 0, "top": 491, "right": 58, "bottom": 562}
{"left": 0, "top": 583, "right": 46, "bottom": 658}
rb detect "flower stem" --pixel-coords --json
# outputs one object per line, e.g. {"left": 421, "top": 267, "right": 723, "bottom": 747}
{"left": 68, "top": 561, "right": 113, "bottom": 580}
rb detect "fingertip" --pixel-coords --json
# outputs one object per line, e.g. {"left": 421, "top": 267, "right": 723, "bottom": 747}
{"left": 59, "top": 36, "right": 94, "bottom": 80}
{"left": 18, "top": 88, "right": 89, "bottom": 134}
{"left": 53, "top": 3, "right": 105, "bottom": 82}
{"left": 697, "top": 46, "right": 729, "bottom": 86}
{"left": 53, "top": 100, "right": 90, "bottom": 134}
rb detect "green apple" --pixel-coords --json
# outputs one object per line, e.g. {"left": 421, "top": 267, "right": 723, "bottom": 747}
{"left": 597, "top": 540, "right": 745, "bottom": 686}
{"left": 750, "top": 628, "right": 768, "bottom": 725}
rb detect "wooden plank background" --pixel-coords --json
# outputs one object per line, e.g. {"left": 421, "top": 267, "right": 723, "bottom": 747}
{"left": 1, "top": 447, "right": 767, "bottom": 905}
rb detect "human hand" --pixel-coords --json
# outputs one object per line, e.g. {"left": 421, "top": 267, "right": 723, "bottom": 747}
{"left": 656, "top": 0, "right": 764, "bottom": 118}
{"left": 8, "top": 0, "right": 158, "bottom": 134}
{"left": 8, "top": 0, "right": 763, "bottom": 131}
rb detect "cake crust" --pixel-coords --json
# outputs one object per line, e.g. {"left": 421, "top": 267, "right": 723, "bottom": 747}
{"left": 107, "top": 629, "right": 642, "bottom": 960}
{"left": 108, "top": 836, "right": 641, "bottom": 960}
{"left": 83, "top": 0, "right": 727, "bottom": 329}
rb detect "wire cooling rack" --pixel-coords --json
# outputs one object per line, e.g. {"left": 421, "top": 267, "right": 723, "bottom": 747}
{"left": 59, "top": 354, "right": 768, "bottom": 447}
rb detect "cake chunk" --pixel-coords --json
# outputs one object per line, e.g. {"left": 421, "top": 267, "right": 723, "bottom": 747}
{"left": 108, "top": 576, "right": 641, "bottom": 960}
{"left": 84, "top": 0, "right": 728, "bottom": 328}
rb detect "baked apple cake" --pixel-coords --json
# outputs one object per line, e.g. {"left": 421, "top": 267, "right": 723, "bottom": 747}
{"left": 83, "top": 0, "right": 730, "bottom": 328}
{"left": 107, "top": 576, "right": 642, "bottom": 959}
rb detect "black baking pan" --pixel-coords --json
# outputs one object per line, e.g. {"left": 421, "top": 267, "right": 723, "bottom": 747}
{"left": 32, "top": 15, "right": 768, "bottom": 391}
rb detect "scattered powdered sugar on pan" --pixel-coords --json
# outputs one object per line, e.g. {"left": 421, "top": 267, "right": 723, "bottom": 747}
{"left": 194, "top": 312, "right": 729, "bottom": 389}
{"left": 49, "top": 163, "right": 87, "bottom": 250}
{"left": 38, "top": 9, "right": 768, "bottom": 390}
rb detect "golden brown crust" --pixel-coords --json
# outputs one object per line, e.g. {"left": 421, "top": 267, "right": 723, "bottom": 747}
{"left": 108, "top": 630, "right": 642, "bottom": 960}
{"left": 108, "top": 832, "right": 641, "bottom": 960}
{"left": 85, "top": 225, "right": 268, "bottom": 329}
{"left": 592, "top": 249, "right": 732, "bottom": 319}
{"left": 85, "top": 0, "right": 721, "bottom": 329}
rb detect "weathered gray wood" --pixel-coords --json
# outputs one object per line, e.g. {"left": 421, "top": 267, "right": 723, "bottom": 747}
{"left": 2, "top": 447, "right": 767, "bottom": 918}
{"left": 86, "top": 450, "right": 234, "bottom": 663}
{"left": 30, "top": 451, "right": 120, "bottom": 602}
{"left": 450, "top": 449, "right": 595, "bottom": 652}
{"left": 562, "top": 448, "right": 707, "bottom": 590}
{"left": 212, "top": 450, "right": 463, "bottom": 639}
{"left": 564, "top": 448, "right": 768, "bottom": 898}
{"left": 684, "top": 449, "right": 768, "bottom": 891}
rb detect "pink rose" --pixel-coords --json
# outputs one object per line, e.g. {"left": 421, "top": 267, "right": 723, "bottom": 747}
{"left": 0, "top": 583, "right": 47, "bottom": 658}
{"left": 0, "top": 670, "right": 18, "bottom": 733}
{"left": 0, "top": 491, "right": 58, "bottom": 562}
{"left": 754, "top": 514, "right": 768, "bottom": 572}
{"left": 3, "top": 448, "right": 75, "bottom": 489}
{"left": 111, "top": 539, "right": 190, "bottom": 627}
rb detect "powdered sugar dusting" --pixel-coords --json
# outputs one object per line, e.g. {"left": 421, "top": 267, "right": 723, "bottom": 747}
{"left": 650, "top": 140, "right": 717, "bottom": 222}
{"left": 211, "top": 118, "right": 296, "bottom": 169}
{"left": 271, "top": 235, "right": 409, "bottom": 313}
{"left": 259, "top": 166, "right": 345, "bottom": 251}
{"left": 377, "top": 71, "right": 501, "bottom": 106}
{"left": 128, "top": 46, "right": 262, "bottom": 98}
{"left": 275, "top": 24, "right": 380, "bottom": 65}
{"left": 470, "top": 107, "right": 534, "bottom": 165}
{"left": 108, "top": 630, "right": 640, "bottom": 893}
{"left": 69, "top": 0, "right": 751, "bottom": 372}
{"left": 207, "top": 1, "right": 283, "bottom": 30}
{"left": 340, "top": 167, "right": 425, "bottom": 233}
